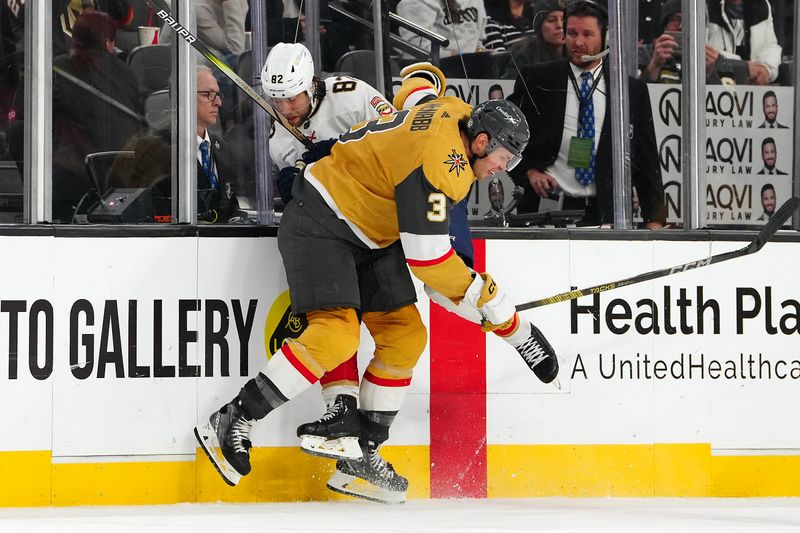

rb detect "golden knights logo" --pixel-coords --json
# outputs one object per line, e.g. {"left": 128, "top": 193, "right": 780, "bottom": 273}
{"left": 444, "top": 149, "right": 467, "bottom": 176}
{"left": 265, "top": 290, "right": 308, "bottom": 357}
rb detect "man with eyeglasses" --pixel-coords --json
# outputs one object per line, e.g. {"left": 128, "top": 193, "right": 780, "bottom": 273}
{"left": 195, "top": 65, "right": 244, "bottom": 222}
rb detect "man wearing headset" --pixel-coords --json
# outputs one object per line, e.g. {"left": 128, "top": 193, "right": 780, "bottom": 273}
{"left": 508, "top": 0, "right": 666, "bottom": 228}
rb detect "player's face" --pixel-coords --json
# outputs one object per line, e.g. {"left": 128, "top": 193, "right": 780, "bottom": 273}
{"left": 273, "top": 92, "right": 312, "bottom": 126}
{"left": 762, "top": 143, "right": 777, "bottom": 168}
{"left": 763, "top": 96, "right": 778, "bottom": 122}
{"left": 473, "top": 146, "right": 520, "bottom": 180}
{"left": 565, "top": 16, "right": 603, "bottom": 68}
{"left": 541, "top": 11, "right": 565, "bottom": 47}
{"left": 762, "top": 189, "right": 776, "bottom": 214}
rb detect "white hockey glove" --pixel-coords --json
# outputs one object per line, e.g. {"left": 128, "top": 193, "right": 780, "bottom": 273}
{"left": 424, "top": 284, "right": 483, "bottom": 324}
{"left": 462, "top": 272, "right": 516, "bottom": 327}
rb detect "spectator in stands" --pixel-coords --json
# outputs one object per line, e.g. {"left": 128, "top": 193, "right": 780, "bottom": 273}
{"left": 758, "top": 90, "right": 788, "bottom": 128}
{"left": 639, "top": 0, "right": 682, "bottom": 83}
{"left": 757, "top": 183, "right": 776, "bottom": 221}
{"left": 507, "top": 0, "right": 666, "bottom": 228}
{"left": 483, "top": 0, "right": 536, "bottom": 51}
{"left": 161, "top": 0, "right": 248, "bottom": 56}
{"left": 54, "top": 1, "right": 133, "bottom": 56}
{"left": 52, "top": 10, "right": 143, "bottom": 223}
{"left": 706, "top": 0, "right": 781, "bottom": 85}
{"left": 397, "top": 0, "right": 487, "bottom": 58}
{"left": 502, "top": 0, "right": 565, "bottom": 78}
{"left": 757, "top": 137, "right": 786, "bottom": 176}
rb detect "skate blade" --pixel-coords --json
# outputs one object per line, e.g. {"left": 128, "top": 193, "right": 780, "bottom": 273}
{"left": 326, "top": 470, "right": 406, "bottom": 505}
{"left": 194, "top": 422, "right": 241, "bottom": 487}
{"left": 300, "top": 435, "right": 362, "bottom": 460}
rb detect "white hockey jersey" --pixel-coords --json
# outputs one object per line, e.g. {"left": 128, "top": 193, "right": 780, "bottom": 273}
{"left": 268, "top": 76, "right": 395, "bottom": 169}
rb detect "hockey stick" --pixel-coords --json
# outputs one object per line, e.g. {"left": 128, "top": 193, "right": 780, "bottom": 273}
{"left": 515, "top": 196, "right": 800, "bottom": 311}
{"left": 144, "top": 0, "right": 313, "bottom": 148}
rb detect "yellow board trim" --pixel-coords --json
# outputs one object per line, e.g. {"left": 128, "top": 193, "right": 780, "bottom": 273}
{"left": 5, "top": 444, "right": 800, "bottom": 506}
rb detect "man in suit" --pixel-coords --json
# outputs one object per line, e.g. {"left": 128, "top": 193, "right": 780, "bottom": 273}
{"left": 758, "top": 91, "right": 788, "bottom": 129}
{"left": 756, "top": 137, "right": 787, "bottom": 176}
{"left": 195, "top": 65, "right": 244, "bottom": 222}
{"left": 508, "top": 0, "right": 666, "bottom": 228}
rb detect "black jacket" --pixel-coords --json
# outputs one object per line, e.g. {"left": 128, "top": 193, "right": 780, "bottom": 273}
{"left": 197, "top": 133, "right": 244, "bottom": 222}
{"left": 508, "top": 59, "right": 667, "bottom": 225}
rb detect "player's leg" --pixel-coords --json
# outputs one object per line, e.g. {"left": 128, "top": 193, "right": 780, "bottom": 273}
{"left": 296, "top": 354, "right": 363, "bottom": 460}
{"left": 195, "top": 201, "right": 363, "bottom": 485}
{"left": 328, "top": 304, "right": 427, "bottom": 503}
{"left": 327, "top": 243, "right": 425, "bottom": 503}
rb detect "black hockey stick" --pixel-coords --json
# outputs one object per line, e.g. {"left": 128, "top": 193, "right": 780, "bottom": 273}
{"left": 515, "top": 196, "right": 800, "bottom": 311}
{"left": 145, "top": 0, "right": 313, "bottom": 148}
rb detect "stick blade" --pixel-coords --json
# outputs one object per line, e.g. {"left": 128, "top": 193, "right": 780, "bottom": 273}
{"left": 753, "top": 196, "right": 799, "bottom": 251}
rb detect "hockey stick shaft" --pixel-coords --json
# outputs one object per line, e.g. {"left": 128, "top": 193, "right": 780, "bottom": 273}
{"left": 515, "top": 196, "right": 800, "bottom": 311}
{"left": 144, "top": 0, "right": 313, "bottom": 148}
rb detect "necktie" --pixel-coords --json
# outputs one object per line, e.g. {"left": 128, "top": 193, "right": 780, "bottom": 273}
{"left": 575, "top": 71, "right": 596, "bottom": 187}
{"left": 200, "top": 140, "right": 219, "bottom": 190}
{"left": 769, "top": 124, "right": 774, "bottom": 129}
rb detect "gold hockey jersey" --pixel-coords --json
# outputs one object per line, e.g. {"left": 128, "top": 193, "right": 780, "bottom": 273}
{"left": 305, "top": 96, "right": 474, "bottom": 248}
{"left": 303, "top": 95, "right": 477, "bottom": 300}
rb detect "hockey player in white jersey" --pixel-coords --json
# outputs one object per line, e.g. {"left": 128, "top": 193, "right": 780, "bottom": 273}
{"left": 263, "top": 42, "right": 395, "bottom": 205}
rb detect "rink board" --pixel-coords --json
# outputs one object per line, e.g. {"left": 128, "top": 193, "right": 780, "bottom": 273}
{"left": 0, "top": 234, "right": 799, "bottom": 505}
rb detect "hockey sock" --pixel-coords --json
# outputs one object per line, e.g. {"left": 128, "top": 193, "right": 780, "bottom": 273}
{"left": 320, "top": 353, "right": 360, "bottom": 406}
{"left": 239, "top": 343, "right": 320, "bottom": 420}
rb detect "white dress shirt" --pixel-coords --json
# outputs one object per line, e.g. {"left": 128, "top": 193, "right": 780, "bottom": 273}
{"left": 546, "top": 62, "right": 606, "bottom": 198}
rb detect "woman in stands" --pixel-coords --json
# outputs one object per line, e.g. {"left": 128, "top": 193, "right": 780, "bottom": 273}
{"left": 502, "top": 0, "right": 566, "bottom": 77}
{"left": 52, "top": 10, "right": 143, "bottom": 223}
{"left": 483, "top": 0, "right": 536, "bottom": 51}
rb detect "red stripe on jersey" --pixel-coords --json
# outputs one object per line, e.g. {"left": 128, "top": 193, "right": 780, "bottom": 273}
{"left": 430, "top": 238, "right": 486, "bottom": 498}
{"left": 493, "top": 313, "right": 519, "bottom": 337}
{"left": 363, "top": 371, "right": 412, "bottom": 387}
{"left": 406, "top": 247, "right": 454, "bottom": 267}
{"left": 408, "top": 85, "right": 435, "bottom": 97}
{"left": 280, "top": 344, "right": 318, "bottom": 384}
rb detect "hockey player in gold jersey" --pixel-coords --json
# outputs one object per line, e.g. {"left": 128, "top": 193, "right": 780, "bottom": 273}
{"left": 194, "top": 71, "right": 558, "bottom": 504}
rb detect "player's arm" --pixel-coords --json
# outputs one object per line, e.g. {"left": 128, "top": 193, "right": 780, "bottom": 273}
{"left": 396, "top": 169, "right": 516, "bottom": 331}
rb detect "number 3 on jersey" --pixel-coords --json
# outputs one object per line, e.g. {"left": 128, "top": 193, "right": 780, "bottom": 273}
{"left": 427, "top": 193, "right": 447, "bottom": 222}
{"left": 340, "top": 110, "right": 410, "bottom": 143}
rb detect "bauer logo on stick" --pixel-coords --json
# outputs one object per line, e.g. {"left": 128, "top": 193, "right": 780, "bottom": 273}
{"left": 155, "top": 10, "right": 196, "bottom": 44}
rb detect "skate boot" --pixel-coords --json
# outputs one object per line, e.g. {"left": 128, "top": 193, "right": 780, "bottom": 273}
{"left": 326, "top": 441, "right": 408, "bottom": 504}
{"left": 297, "top": 394, "right": 362, "bottom": 460}
{"left": 514, "top": 324, "right": 559, "bottom": 384}
{"left": 194, "top": 399, "right": 254, "bottom": 486}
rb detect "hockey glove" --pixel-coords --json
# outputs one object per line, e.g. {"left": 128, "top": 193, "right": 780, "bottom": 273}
{"left": 277, "top": 165, "right": 301, "bottom": 204}
{"left": 301, "top": 138, "right": 338, "bottom": 165}
{"left": 463, "top": 272, "right": 516, "bottom": 329}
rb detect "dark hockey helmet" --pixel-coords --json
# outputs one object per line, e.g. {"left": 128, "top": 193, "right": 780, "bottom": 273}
{"left": 466, "top": 100, "right": 530, "bottom": 170}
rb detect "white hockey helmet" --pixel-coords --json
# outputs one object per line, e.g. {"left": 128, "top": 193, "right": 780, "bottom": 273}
{"left": 261, "top": 42, "right": 315, "bottom": 100}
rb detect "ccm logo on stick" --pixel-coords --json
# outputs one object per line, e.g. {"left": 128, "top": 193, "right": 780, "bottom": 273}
{"left": 669, "top": 258, "right": 712, "bottom": 275}
{"left": 156, "top": 10, "right": 196, "bottom": 44}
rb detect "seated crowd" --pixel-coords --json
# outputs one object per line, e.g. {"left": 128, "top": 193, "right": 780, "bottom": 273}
{"left": 0, "top": 0, "right": 794, "bottom": 224}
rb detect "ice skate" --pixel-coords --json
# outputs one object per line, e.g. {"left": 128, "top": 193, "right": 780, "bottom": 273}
{"left": 326, "top": 442, "right": 408, "bottom": 504}
{"left": 194, "top": 399, "right": 254, "bottom": 486}
{"left": 297, "top": 394, "right": 362, "bottom": 460}
{"left": 514, "top": 324, "right": 559, "bottom": 384}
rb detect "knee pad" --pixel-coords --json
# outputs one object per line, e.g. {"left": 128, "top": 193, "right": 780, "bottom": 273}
{"left": 296, "top": 307, "right": 361, "bottom": 372}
